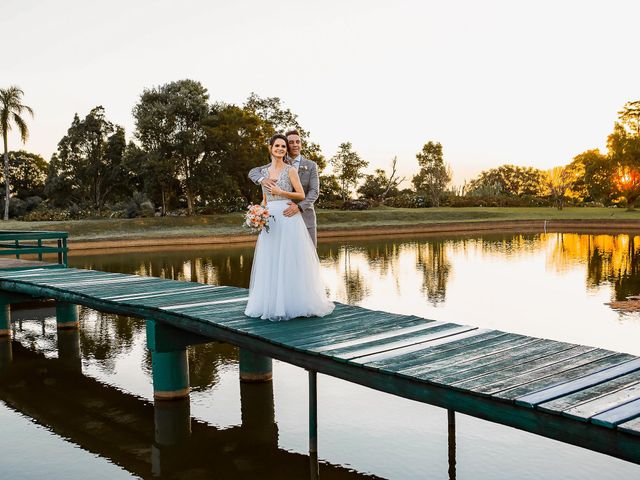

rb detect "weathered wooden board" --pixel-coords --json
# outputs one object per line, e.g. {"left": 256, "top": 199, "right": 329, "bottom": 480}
{"left": 537, "top": 370, "right": 640, "bottom": 415}
{"left": 618, "top": 416, "right": 640, "bottom": 436}
{"left": 516, "top": 358, "right": 640, "bottom": 408}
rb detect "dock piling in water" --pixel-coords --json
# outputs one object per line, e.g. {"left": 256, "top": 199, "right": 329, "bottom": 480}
{"left": 0, "top": 303, "right": 9, "bottom": 337}
{"left": 55, "top": 302, "right": 79, "bottom": 329}
{"left": 309, "top": 370, "right": 319, "bottom": 479}
{"left": 239, "top": 349, "right": 273, "bottom": 382}
{"left": 147, "top": 320, "right": 191, "bottom": 400}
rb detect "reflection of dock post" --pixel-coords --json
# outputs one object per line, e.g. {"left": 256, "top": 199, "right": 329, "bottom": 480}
{"left": 154, "top": 398, "right": 192, "bottom": 445}
{"left": 57, "top": 328, "right": 82, "bottom": 373}
{"left": 240, "top": 380, "right": 278, "bottom": 447}
{"left": 309, "top": 370, "right": 319, "bottom": 480}
{"left": 239, "top": 349, "right": 272, "bottom": 382}
{"left": 151, "top": 397, "right": 192, "bottom": 477}
{"left": 448, "top": 409, "right": 457, "bottom": 480}
{"left": 0, "top": 336, "right": 12, "bottom": 374}
{"left": 56, "top": 302, "right": 79, "bottom": 329}
{"left": 146, "top": 320, "right": 190, "bottom": 400}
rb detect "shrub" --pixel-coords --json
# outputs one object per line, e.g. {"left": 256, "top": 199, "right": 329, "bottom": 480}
{"left": 341, "top": 199, "right": 371, "bottom": 210}
{"left": 125, "top": 193, "right": 155, "bottom": 218}
{"left": 8, "top": 198, "right": 27, "bottom": 217}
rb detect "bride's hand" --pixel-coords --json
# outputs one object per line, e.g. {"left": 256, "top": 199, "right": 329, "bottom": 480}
{"left": 269, "top": 185, "right": 284, "bottom": 196}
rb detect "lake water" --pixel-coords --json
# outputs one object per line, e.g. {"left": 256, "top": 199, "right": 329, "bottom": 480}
{"left": 1, "top": 232, "right": 640, "bottom": 479}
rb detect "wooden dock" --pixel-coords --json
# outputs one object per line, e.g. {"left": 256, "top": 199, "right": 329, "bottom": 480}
{"left": 1, "top": 265, "right": 640, "bottom": 464}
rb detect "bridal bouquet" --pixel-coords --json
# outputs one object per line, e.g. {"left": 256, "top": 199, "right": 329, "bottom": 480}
{"left": 243, "top": 204, "right": 273, "bottom": 234}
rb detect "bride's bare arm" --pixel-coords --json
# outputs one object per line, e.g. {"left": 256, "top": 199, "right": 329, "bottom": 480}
{"left": 269, "top": 169, "right": 305, "bottom": 201}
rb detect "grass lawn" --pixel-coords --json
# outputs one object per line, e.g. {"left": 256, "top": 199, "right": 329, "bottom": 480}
{"left": 2, "top": 207, "right": 640, "bottom": 242}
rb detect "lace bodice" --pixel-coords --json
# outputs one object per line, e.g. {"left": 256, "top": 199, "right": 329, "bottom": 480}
{"left": 262, "top": 165, "right": 293, "bottom": 202}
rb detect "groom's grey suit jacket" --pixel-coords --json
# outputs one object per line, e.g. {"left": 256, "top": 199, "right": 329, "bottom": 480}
{"left": 248, "top": 156, "right": 320, "bottom": 240}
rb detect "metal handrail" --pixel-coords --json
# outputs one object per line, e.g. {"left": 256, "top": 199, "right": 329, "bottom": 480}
{"left": 0, "top": 231, "right": 68, "bottom": 266}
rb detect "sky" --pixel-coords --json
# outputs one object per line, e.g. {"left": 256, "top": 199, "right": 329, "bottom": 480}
{"left": 3, "top": 0, "right": 640, "bottom": 186}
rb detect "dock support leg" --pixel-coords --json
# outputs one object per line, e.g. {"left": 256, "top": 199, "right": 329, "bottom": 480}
{"left": 239, "top": 349, "right": 272, "bottom": 382}
{"left": 147, "top": 320, "right": 190, "bottom": 401}
{"left": 56, "top": 302, "right": 79, "bottom": 329}
{"left": 448, "top": 409, "right": 457, "bottom": 480}
{"left": 0, "top": 304, "right": 10, "bottom": 337}
{"left": 150, "top": 350, "right": 190, "bottom": 401}
{"left": 309, "top": 370, "right": 319, "bottom": 480}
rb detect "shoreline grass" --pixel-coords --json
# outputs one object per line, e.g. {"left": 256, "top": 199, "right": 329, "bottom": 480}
{"left": 3, "top": 207, "right": 640, "bottom": 242}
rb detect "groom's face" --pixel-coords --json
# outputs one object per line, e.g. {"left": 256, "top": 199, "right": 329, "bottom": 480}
{"left": 287, "top": 134, "right": 302, "bottom": 158}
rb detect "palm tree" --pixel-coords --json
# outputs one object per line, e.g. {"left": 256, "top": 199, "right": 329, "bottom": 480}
{"left": 0, "top": 86, "right": 34, "bottom": 220}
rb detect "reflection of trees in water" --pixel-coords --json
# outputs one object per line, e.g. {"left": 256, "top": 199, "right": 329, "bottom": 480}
{"left": 545, "top": 233, "right": 640, "bottom": 300}
{"left": 78, "top": 307, "right": 144, "bottom": 374}
{"left": 416, "top": 241, "right": 451, "bottom": 305}
{"left": 477, "top": 233, "right": 542, "bottom": 256}
{"left": 362, "top": 242, "right": 400, "bottom": 277}
{"left": 188, "top": 342, "right": 238, "bottom": 391}
{"left": 78, "top": 308, "right": 237, "bottom": 389}
{"left": 341, "top": 245, "right": 369, "bottom": 304}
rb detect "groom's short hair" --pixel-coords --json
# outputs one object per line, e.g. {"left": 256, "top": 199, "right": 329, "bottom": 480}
{"left": 285, "top": 129, "right": 300, "bottom": 138}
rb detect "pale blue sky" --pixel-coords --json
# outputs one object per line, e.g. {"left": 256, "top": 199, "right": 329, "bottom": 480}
{"left": 3, "top": 0, "right": 639, "bottom": 185}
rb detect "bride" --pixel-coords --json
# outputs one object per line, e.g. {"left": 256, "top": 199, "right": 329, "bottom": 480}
{"left": 244, "top": 133, "right": 334, "bottom": 321}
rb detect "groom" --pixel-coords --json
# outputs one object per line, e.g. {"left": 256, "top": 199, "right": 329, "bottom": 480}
{"left": 248, "top": 129, "right": 320, "bottom": 247}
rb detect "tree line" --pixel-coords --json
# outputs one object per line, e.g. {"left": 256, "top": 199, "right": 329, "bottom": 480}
{"left": 1, "top": 80, "right": 639, "bottom": 220}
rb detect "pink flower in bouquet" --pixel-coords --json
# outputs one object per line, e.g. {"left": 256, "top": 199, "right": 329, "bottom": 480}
{"left": 243, "top": 204, "right": 274, "bottom": 234}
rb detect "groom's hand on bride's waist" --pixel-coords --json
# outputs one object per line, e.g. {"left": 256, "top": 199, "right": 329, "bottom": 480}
{"left": 283, "top": 201, "right": 301, "bottom": 217}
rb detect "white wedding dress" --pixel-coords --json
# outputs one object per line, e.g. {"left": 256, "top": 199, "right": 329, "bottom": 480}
{"left": 244, "top": 165, "right": 335, "bottom": 321}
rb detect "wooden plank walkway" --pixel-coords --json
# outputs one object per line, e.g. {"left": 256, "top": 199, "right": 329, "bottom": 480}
{"left": 1, "top": 266, "right": 640, "bottom": 463}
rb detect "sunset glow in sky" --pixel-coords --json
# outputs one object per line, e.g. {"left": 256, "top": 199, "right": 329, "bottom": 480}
{"left": 3, "top": 0, "right": 640, "bottom": 185}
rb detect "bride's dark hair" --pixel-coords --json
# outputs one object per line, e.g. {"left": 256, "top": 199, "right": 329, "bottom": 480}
{"left": 268, "top": 133, "right": 288, "bottom": 147}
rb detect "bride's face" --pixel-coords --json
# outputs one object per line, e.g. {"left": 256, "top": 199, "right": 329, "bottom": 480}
{"left": 271, "top": 139, "right": 287, "bottom": 159}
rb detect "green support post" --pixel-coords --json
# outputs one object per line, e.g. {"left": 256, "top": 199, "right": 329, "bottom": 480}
{"left": 309, "top": 370, "right": 319, "bottom": 480}
{"left": 56, "top": 302, "right": 79, "bottom": 329}
{"left": 239, "top": 349, "right": 272, "bottom": 382}
{"left": 147, "top": 320, "right": 190, "bottom": 400}
{"left": 0, "top": 304, "right": 10, "bottom": 337}
{"left": 448, "top": 409, "right": 457, "bottom": 480}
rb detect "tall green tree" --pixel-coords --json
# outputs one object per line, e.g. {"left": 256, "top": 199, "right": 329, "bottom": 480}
{"left": 619, "top": 100, "right": 640, "bottom": 135}
{"left": 569, "top": 149, "right": 612, "bottom": 203}
{"left": 412, "top": 141, "right": 451, "bottom": 207}
{"left": 133, "top": 79, "right": 209, "bottom": 215}
{"left": 330, "top": 142, "right": 369, "bottom": 202}
{"left": 358, "top": 156, "right": 405, "bottom": 201}
{"left": 201, "top": 103, "right": 268, "bottom": 210}
{"left": 46, "top": 106, "right": 128, "bottom": 209}
{"left": 244, "top": 93, "right": 326, "bottom": 170}
{"left": 0, "top": 86, "right": 33, "bottom": 220}
{"left": 0, "top": 151, "right": 47, "bottom": 199}
{"left": 466, "top": 164, "right": 545, "bottom": 197}
{"left": 608, "top": 122, "right": 640, "bottom": 207}
{"left": 545, "top": 166, "right": 579, "bottom": 210}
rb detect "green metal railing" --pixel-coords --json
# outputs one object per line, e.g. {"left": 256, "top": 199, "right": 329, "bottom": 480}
{"left": 0, "top": 231, "right": 68, "bottom": 266}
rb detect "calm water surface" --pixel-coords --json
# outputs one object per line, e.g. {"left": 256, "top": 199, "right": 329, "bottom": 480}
{"left": 2, "top": 232, "right": 640, "bottom": 479}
